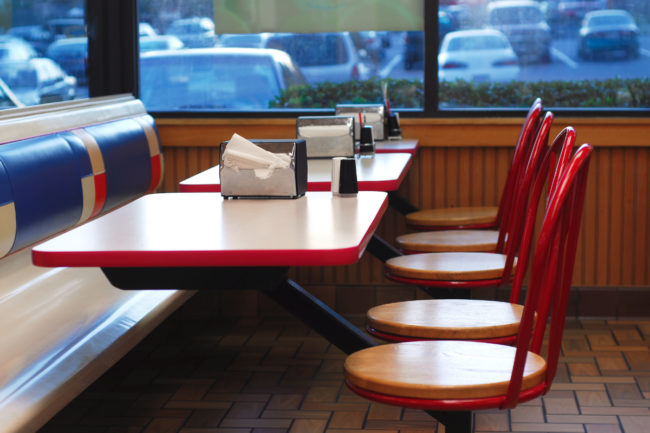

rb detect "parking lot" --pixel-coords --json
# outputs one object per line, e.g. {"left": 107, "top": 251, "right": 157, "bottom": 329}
{"left": 378, "top": 30, "right": 650, "bottom": 82}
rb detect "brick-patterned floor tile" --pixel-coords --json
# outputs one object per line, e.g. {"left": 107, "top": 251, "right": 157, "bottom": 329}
{"left": 474, "top": 412, "right": 509, "bottom": 431}
{"left": 544, "top": 397, "right": 579, "bottom": 415}
{"left": 37, "top": 309, "right": 650, "bottom": 433}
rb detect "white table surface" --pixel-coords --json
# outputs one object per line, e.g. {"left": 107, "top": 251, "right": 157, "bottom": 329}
{"left": 32, "top": 191, "right": 388, "bottom": 268}
{"left": 179, "top": 152, "right": 412, "bottom": 193}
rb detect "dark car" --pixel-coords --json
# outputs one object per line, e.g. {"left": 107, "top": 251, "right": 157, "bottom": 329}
{"left": 403, "top": 11, "right": 457, "bottom": 70}
{"left": 546, "top": 0, "right": 607, "bottom": 26}
{"left": 7, "top": 25, "right": 52, "bottom": 55}
{"left": 47, "top": 18, "right": 86, "bottom": 39}
{"left": 578, "top": 9, "right": 640, "bottom": 60}
{"left": 46, "top": 37, "right": 88, "bottom": 84}
{"left": 487, "top": 0, "right": 552, "bottom": 63}
{"left": 139, "top": 47, "right": 307, "bottom": 111}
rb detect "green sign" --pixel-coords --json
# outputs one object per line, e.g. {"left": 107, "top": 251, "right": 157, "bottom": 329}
{"left": 213, "top": 0, "right": 424, "bottom": 33}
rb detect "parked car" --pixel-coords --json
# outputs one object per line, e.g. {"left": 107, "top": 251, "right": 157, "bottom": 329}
{"left": 7, "top": 57, "right": 76, "bottom": 105}
{"left": 403, "top": 30, "right": 424, "bottom": 70}
{"left": 140, "top": 35, "right": 184, "bottom": 52}
{"left": 0, "top": 77, "right": 24, "bottom": 109}
{"left": 139, "top": 22, "right": 158, "bottom": 37}
{"left": 0, "top": 35, "right": 38, "bottom": 85}
{"left": 7, "top": 25, "right": 52, "bottom": 55}
{"left": 264, "top": 32, "right": 370, "bottom": 83}
{"left": 47, "top": 17, "right": 85, "bottom": 39}
{"left": 403, "top": 11, "right": 458, "bottom": 70}
{"left": 217, "top": 33, "right": 271, "bottom": 48}
{"left": 46, "top": 37, "right": 88, "bottom": 84}
{"left": 578, "top": 9, "right": 640, "bottom": 60}
{"left": 487, "top": 0, "right": 552, "bottom": 63}
{"left": 545, "top": 0, "right": 607, "bottom": 26}
{"left": 166, "top": 17, "right": 217, "bottom": 48}
{"left": 139, "top": 47, "right": 307, "bottom": 111}
{"left": 438, "top": 29, "right": 520, "bottom": 83}
{"left": 350, "top": 31, "right": 385, "bottom": 63}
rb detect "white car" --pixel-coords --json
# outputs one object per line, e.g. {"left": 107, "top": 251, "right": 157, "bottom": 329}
{"left": 263, "top": 32, "right": 371, "bottom": 84}
{"left": 438, "top": 29, "right": 520, "bottom": 83}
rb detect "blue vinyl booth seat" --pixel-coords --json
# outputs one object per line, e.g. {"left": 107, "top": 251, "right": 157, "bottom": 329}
{"left": 0, "top": 96, "right": 191, "bottom": 433}
{"left": 0, "top": 112, "right": 163, "bottom": 257}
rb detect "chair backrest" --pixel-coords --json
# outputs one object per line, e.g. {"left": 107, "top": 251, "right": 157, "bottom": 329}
{"left": 494, "top": 98, "right": 543, "bottom": 227}
{"left": 507, "top": 126, "right": 577, "bottom": 304}
{"left": 501, "top": 143, "right": 593, "bottom": 409}
{"left": 493, "top": 110, "right": 554, "bottom": 284}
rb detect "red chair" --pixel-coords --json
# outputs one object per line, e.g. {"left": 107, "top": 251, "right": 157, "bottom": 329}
{"left": 405, "top": 98, "right": 543, "bottom": 231}
{"left": 396, "top": 108, "right": 555, "bottom": 255}
{"left": 344, "top": 143, "right": 594, "bottom": 433}
{"left": 368, "top": 125, "right": 576, "bottom": 345}
{"left": 383, "top": 112, "right": 556, "bottom": 299}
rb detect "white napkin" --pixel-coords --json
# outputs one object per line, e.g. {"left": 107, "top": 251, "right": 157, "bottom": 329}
{"left": 222, "top": 133, "right": 291, "bottom": 179}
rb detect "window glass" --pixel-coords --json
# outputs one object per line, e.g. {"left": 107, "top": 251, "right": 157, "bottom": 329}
{"left": 1, "top": 1, "right": 86, "bottom": 108}
{"left": 138, "top": 0, "right": 425, "bottom": 112}
{"left": 439, "top": 0, "right": 648, "bottom": 109}
{"left": 137, "top": 0, "right": 648, "bottom": 112}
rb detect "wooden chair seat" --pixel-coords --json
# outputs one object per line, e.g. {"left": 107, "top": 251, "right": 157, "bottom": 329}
{"left": 385, "top": 252, "right": 514, "bottom": 281}
{"left": 405, "top": 206, "right": 498, "bottom": 230}
{"left": 344, "top": 340, "right": 546, "bottom": 400}
{"left": 396, "top": 229, "right": 498, "bottom": 253}
{"left": 367, "top": 299, "right": 523, "bottom": 341}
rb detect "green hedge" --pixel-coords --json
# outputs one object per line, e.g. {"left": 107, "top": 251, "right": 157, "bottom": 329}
{"left": 271, "top": 77, "right": 650, "bottom": 109}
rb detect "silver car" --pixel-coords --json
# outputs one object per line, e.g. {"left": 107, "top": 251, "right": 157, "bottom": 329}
{"left": 139, "top": 47, "right": 307, "bottom": 111}
{"left": 263, "top": 32, "right": 371, "bottom": 84}
{"left": 487, "top": 0, "right": 552, "bottom": 63}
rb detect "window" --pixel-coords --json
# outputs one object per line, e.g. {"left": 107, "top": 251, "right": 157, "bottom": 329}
{"left": 5, "top": 0, "right": 647, "bottom": 113}
{"left": 0, "top": 1, "right": 86, "bottom": 109}
{"left": 138, "top": 0, "right": 425, "bottom": 112}
{"left": 135, "top": 0, "right": 648, "bottom": 113}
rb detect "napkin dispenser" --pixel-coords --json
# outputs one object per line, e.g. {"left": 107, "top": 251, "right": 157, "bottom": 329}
{"left": 335, "top": 103, "right": 385, "bottom": 141}
{"left": 219, "top": 139, "right": 307, "bottom": 199}
{"left": 296, "top": 115, "right": 355, "bottom": 158}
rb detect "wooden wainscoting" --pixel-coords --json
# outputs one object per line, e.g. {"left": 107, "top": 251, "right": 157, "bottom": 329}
{"left": 156, "top": 116, "right": 650, "bottom": 317}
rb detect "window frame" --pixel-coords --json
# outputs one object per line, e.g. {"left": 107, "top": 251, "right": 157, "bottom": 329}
{"left": 87, "top": 0, "right": 650, "bottom": 118}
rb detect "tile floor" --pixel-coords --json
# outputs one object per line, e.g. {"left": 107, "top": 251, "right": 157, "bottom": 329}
{"left": 39, "top": 293, "right": 650, "bottom": 433}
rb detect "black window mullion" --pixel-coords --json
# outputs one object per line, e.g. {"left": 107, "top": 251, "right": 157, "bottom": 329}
{"left": 86, "top": 0, "right": 138, "bottom": 97}
{"left": 423, "top": 0, "right": 438, "bottom": 115}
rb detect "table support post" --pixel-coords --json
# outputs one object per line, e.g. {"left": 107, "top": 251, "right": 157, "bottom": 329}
{"left": 263, "top": 278, "right": 377, "bottom": 354}
{"left": 427, "top": 410, "right": 473, "bottom": 433}
{"left": 388, "top": 191, "right": 418, "bottom": 215}
{"left": 367, "top": 234, "right": 402, "bottom": 262}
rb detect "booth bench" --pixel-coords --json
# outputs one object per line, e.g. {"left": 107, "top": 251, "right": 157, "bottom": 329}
{"left": 0, "top": 95, "right": 194, "bottom": 433}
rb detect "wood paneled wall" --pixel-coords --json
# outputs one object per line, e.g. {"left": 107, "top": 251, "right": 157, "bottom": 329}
{"left": 156, "top": 116, "right": 650, "bottom": 294}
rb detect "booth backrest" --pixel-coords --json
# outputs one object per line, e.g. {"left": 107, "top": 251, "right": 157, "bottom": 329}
{"left": 0, "top": 96, "right": 163, "bottom": 258}
{"left": 0, "top": 97, "right": 191, "bottom": 433}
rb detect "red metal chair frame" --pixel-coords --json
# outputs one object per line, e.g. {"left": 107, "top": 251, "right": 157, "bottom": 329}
{"left": 346, "top": 144, "right": 593, "bottom": 433}
{"left": 374, "top": 125, "right": 577, "bottom": 344}
{"left": 387, "top": 111, "right": 556, "bottom": 292}
{"left": 408, "top": 98, "right": 543, "bottom": 231}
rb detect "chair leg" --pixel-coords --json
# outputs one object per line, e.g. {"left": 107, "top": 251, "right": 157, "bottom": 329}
{"left": 419, "top": 287, "right": 471, "bottom": 299}
{"left": 427, "top": 410, "right": 473, "bottom": 433}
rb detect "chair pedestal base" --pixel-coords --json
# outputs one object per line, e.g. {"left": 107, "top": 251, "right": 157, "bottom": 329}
{"left": 428, "top": 410, "right": 473, "bottom": 433}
